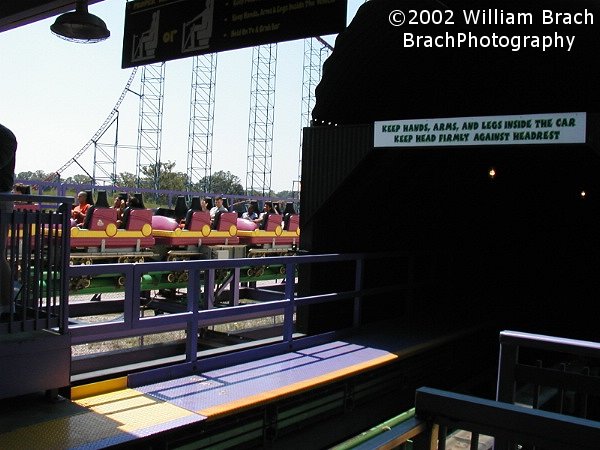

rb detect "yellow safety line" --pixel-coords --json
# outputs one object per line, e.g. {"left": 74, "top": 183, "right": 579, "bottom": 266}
{"left": 198, "top": 353, "right": 397, "bottom": 420}
{"left": 71, "top": 376, "right": 128, "bottom": 400}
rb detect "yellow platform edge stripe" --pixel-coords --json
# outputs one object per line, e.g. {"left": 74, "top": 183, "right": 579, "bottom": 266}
{"left": 70, "top": 376, "right": 128, "bottom": 400}
{"left": 198, "top": 353, "right": 397, "bottom": 420}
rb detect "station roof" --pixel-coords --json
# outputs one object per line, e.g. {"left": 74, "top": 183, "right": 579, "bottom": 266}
{"left": 0, "top": 0, "right": 105, "bottom": 33}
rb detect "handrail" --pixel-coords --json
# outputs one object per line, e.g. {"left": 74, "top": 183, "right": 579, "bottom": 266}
{"left": 500, "top": 330, "right": 600, "bottom": 357}
{"left": 497, "top": 329, "right": 600, "bottom": 425}
{"left": 15, "top": 178, "right": 297, "bottom": 208}
{"left": 0, "top": 192, "right": 72, "bottom": 205}
{"left": 66, "top": 251, "right": 408, "bottom": 382}
{"left": 1, "top": 193, "right": 73, "bottom": 334}
{"left": 67, "top": 252, "right": 402, "bottom": 344}
{"left": 415, "top": 386, "right": 600, "bottom": 450}
{"left": 336, "top": 330, "right": 600, "bottom": 450}
{"left": 331, "top": 408, "right": 423, "bottom": 450}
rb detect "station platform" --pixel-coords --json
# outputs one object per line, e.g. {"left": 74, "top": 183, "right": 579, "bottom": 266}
{"left": 0, "top": 320, "right": 494, "bottom": 449}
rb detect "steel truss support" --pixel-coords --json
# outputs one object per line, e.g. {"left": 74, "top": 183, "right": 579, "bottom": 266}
{"left": 187, "top": 54, "right": 218, "bottom": 192}
{"left": 52, "top": 68, "right": 138, "bottom": 182}
{"left": 246, "top": 44, "right": 277, "bottom": 196}
{"left": 295, "top": 38, "right": 332, "bottom": 199}
{"left": 92, "top": 111, "right": 119, "bottom": 185}
{"left": 136, "top": 62, "right": 166, "bottom": 191}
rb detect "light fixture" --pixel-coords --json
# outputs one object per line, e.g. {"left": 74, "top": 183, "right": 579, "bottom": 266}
{"left": 51, "top": 0, "right": 110, "bottom": 43}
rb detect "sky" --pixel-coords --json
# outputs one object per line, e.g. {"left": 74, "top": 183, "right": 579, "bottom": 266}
{"left": 0, "top": 0, "right": 364, "bottom": 192}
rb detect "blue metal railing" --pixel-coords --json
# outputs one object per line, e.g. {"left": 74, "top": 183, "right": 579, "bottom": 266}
{"left": 3, "top": 195, "right": 408, "bottom": 380}
{"left": 67, "top": 252, "right": 405, "bottom": 382}
{"left": 2, "top": 196, "right": 410, "bottom": 395}
{"left": 15, "top": 179, "right": 296, "bottom": 210}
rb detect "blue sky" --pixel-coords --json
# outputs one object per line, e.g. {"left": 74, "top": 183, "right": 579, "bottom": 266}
{"left": 0, "top": 0, "right": 364, "bottom": 192}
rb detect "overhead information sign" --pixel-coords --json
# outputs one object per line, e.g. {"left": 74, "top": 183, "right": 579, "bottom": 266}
{"left": 374, "top": 112, "right": 587, "bottom": 148}
{"left": 122, "top": 0, "right": 347, "bottom": 68}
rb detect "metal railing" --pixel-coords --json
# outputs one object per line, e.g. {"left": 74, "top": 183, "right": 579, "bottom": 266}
{"left": 15, "top": 179, "right": 296, "bottom": 210}
{"left": 345, "top": 330, "right": 600, "bottom": 450}
{"left": 2, "top": 196, "right": 413, "bottom": 398}
{"left": 7, "top": 198, "right": 600, "bottom": 448}
{"left": 0, "top": 193, "right": 72, "bottom": 334}
{"left": 413, "top": 386, "right": 600, "bottom": 450}
{"left": 67, "top": 252, "right": 406, "bottom": 384}
{"left": 497, "top": 330, "right": 600, "bottom": 412}
{"left": 3, "top": 197, "right": 410, "bottom": 379}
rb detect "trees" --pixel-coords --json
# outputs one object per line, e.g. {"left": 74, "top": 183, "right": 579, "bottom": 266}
{"left": 70, "top": 174, "right": 93, "bottom": 185}
{"left": 16, "top": 164, "right": 294, "bottom": 204}
{"left": 132, "top": 161, "right": 187, "bottom": 206}
{"left": 198, "top": 170, "right": 244, "bottom": 195}
{"left": 274, "top": 190, "right": 294, "bottom": 199}
{"left": 116, "top": 172, "right": 137, "bottom": 188}
{"left": 16, "top": 170, "right": 48, "bottom": 181}
{"left": 137, "top": 161, "right": 187, "bottom": 192}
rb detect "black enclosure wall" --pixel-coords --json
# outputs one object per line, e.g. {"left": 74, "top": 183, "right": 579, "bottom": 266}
{"left": 298, "top": 0, "right": 600, "bottom": 340}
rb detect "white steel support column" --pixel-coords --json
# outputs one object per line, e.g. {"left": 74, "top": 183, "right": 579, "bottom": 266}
{"left": 187, "top": 54, "right": 218, "bottom": 192}
{"left": 246, "top": 44, "right": 277, "bottom": 196}
{"left": 136, "top": 62, "right": 166, "bottom": 191}
{"left": 92, "top": 112, "right": 119, "bottom": 185}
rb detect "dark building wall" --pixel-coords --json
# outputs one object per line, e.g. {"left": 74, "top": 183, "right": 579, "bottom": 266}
{"left": 301, "top": 126, "right": 600, "bottom": 338}
{"left": 300, "top": 124, "right": 373, "bottom": 241}
{"left": 313, "top": 0, "right": 600, "bottom": 126}
{"left": 300, "top": 0, "right": 600, "bottom": 339}
{"left": 297, "top": 125, "right": 373, "bottom": 333}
